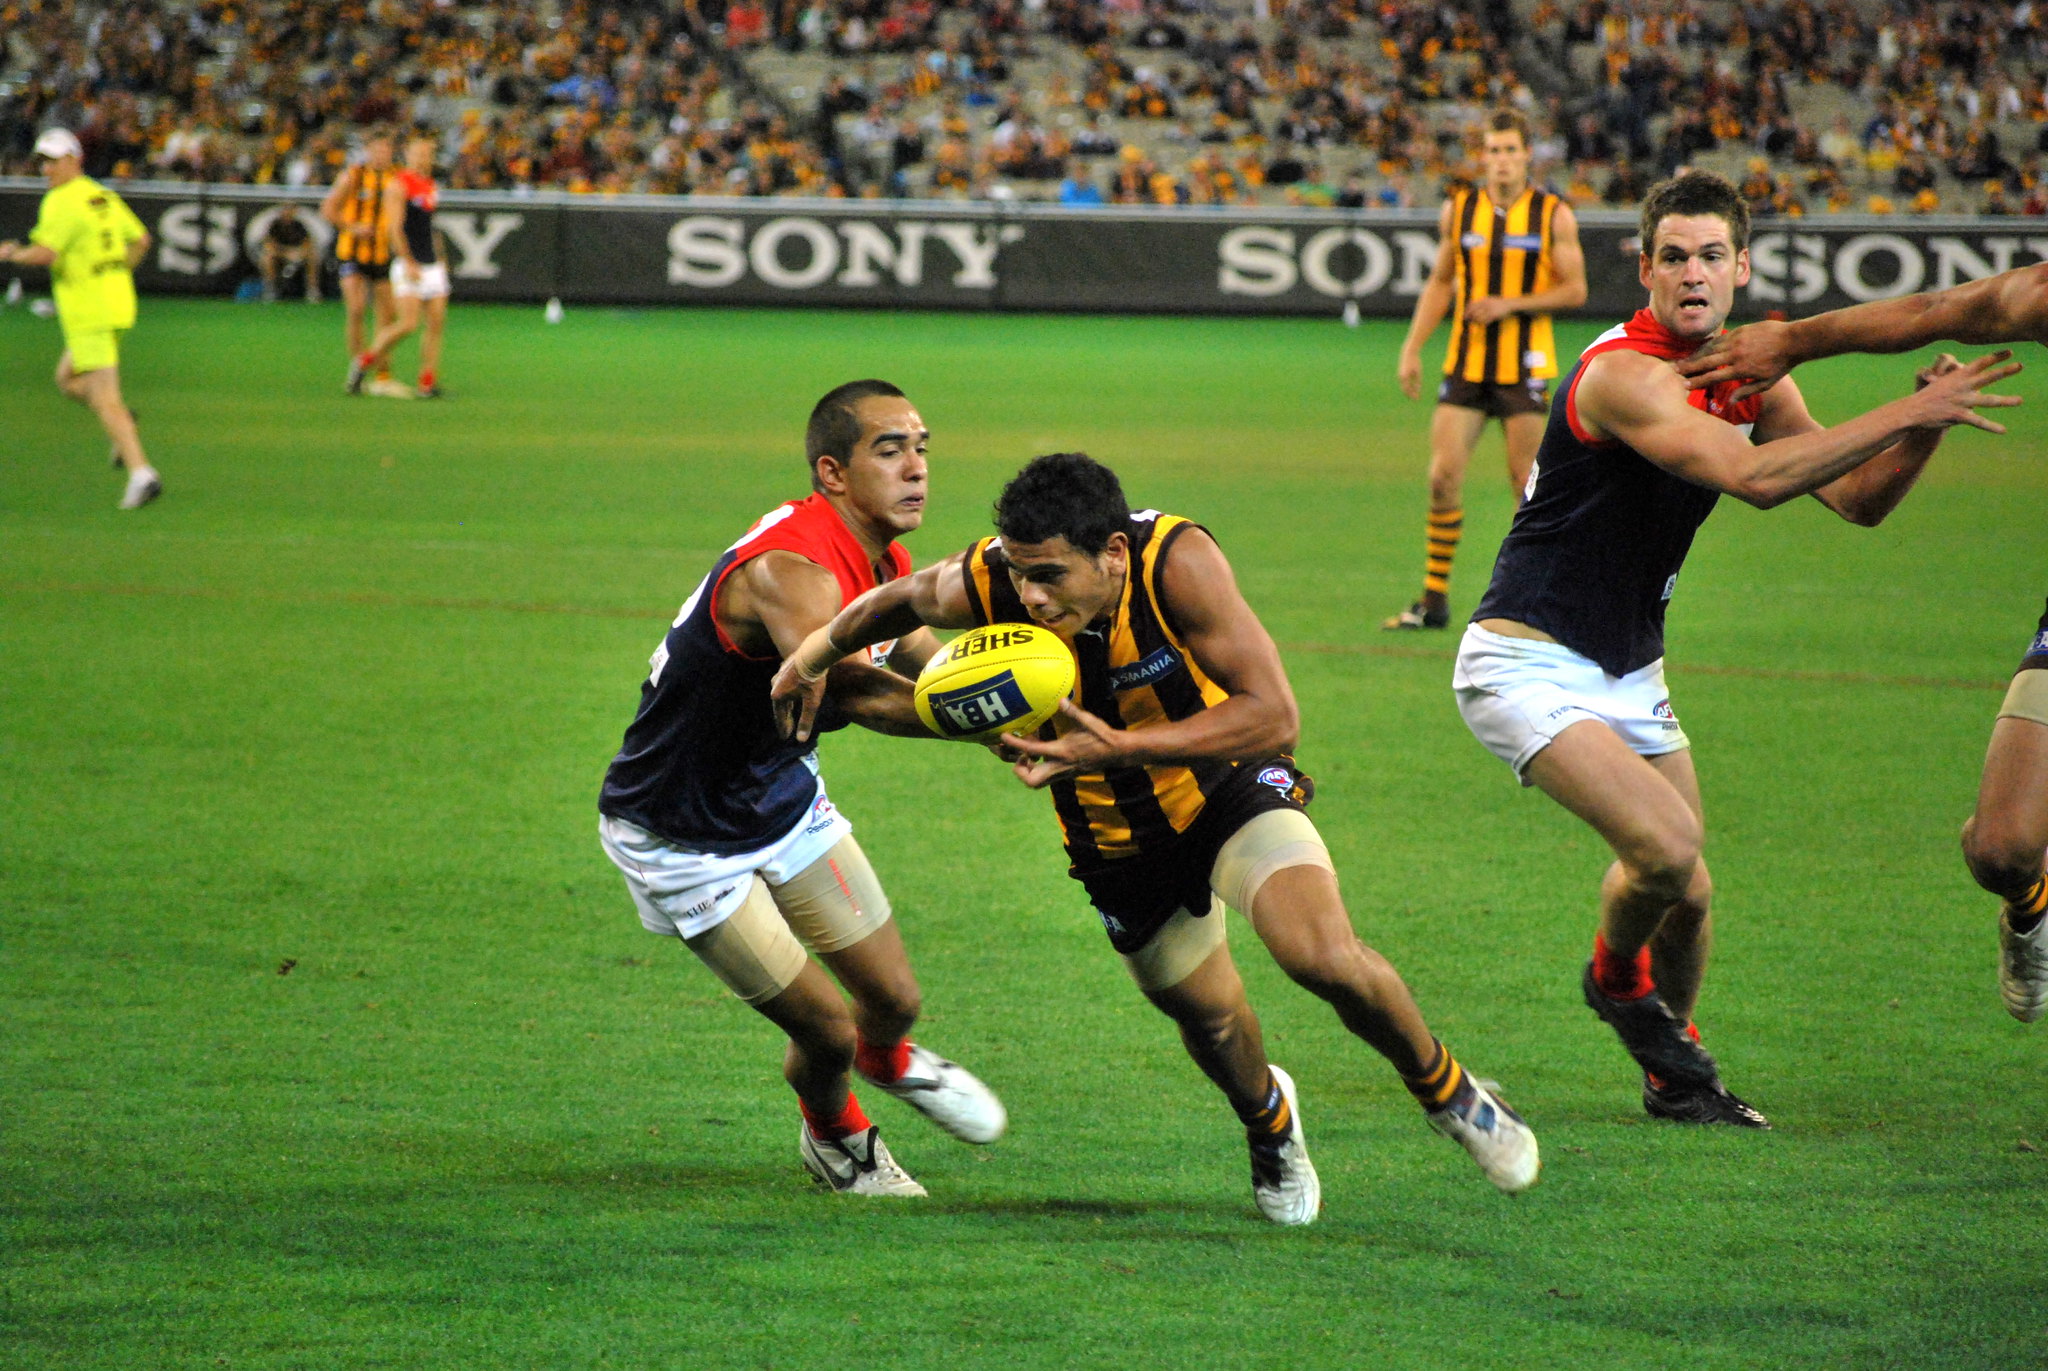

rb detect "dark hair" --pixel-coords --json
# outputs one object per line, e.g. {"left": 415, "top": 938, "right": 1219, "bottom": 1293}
{"left": 1638, "top": 170, "right": 1750, "bottom": 252}
{"left": 805, "top": 379, "right": 905, "bottom": 489}
{"left": 994, "top": 452, "right": 1131, "bottom": 555}
{"left": 1486, "top": 108, "right": 1530, "bottom": 145}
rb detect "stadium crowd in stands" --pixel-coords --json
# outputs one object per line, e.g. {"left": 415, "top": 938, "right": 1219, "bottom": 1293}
{"left": 2, "top": 0, "right": 2046, "bottom": 213}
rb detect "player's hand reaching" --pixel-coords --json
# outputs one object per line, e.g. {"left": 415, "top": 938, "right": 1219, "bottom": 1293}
{"left": 1675, "top": 319, "right": 1795, "bottom": 400}
{"left": 769, "top": 652, "right": 831, "bottom": 744}
{"left": 1000, "top": 699, "right": 1131, "bottom": 789}
{"left": 1901, "top": 349, "right": 2023, "bottom": 434}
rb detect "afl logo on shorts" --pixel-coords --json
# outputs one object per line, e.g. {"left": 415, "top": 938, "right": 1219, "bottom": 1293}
{"left": 2031, "top": 628, "right": 2048, "bottom": 657}
{"left": 804, "top": 794, "right": 837, "bottom": 833}
{"left": 1652, "top": 699, "right": 1676, "bottom": 722}
{"left": 1257, "top": 766, "right": 1293, "bottom": 790}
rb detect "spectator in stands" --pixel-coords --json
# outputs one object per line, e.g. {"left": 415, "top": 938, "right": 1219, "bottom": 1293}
{"left": 1057, "top": 160, "right": 1105, "bottom": 205}
{"left": 1602, "top": 158, "right": 1647, "bottom": 206}
{"left": 1983, "top": 181, "right": 2017, "bottom": 216}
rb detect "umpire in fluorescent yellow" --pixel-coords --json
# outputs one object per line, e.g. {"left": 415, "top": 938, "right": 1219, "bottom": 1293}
{"left": 0, "top": 128, "right": 163, "bottom": 510}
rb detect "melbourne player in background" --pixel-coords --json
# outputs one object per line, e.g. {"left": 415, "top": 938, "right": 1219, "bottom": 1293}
{"left": 320, "top": 131, "right": 406, "bottom": 397}
{"left": 0, "top": 127, "right": 162, "bottom": 510}
{"left": 598, "top": 380, "right": 1003, "bottom": 1198}
{"left": 348, "top": 136, "right": 449, "bottom": 399}
{"left": 776, "top": 452, "right": 1540, "bottom": 1226}
{"left": 1455, "top": 171, "right": 2020, "bottom": 1128}
{"left": 1679, "top": 266, "right": 2048, "bottom": 1022}
{"left": 1385, "top": 108, "right": 1587, "bottom": 631}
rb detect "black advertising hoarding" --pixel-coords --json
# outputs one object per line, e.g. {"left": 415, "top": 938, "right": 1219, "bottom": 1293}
{"left": 0, "top": 177, "right": 2039, "bottom": 320}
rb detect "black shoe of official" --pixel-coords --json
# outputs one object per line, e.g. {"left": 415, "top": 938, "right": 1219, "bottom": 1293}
{"left": 1643, "top": 1073, "right": 1771, "bottom": 1129}
{"left": 1381, "top": 599, "right": 1449, "bottom": 631}
{"left": 1580, "top": 961, "right": 1721, "bottom": 1091}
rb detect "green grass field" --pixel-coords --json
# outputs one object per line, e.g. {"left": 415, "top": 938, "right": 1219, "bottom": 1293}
{"left": 4, "top": 297, "right": 2046, "bottom": 1369}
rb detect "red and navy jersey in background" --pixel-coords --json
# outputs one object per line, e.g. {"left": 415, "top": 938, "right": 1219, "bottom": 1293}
{"left": 599, "top": 495, "right": 911, "bottom": 854}
{"left": 1472, "top": 309, "right": 1766, "bottom": 677}
{"left": 395, "top": 168, "right": 437, "bottom": 264}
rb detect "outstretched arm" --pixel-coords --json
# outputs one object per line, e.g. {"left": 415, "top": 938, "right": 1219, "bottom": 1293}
{"left": 770, "top": 551, "right": 978, "bottom": 742}
{"left": 1578, "top": 348, "right": 2021, "bottom": 510}
{"left": 1680, "top": 262, "right": 2048, "bottom": 397}
{"left": 1002, "top": 528, "right": 1300, "bottom": 787}
{"left": 741, "top": 552, "right": 926, "bottom": 739}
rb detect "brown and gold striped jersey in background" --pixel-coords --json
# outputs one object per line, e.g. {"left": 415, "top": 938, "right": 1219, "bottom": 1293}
{"left": 961, "top": 513, "right": 1235, "bottom": 868}
{"left": 334, "top": 165, "right": 394, "bottom": 266}
{"left": 1443, "top": 184, "right": 1562, "bottom": 385}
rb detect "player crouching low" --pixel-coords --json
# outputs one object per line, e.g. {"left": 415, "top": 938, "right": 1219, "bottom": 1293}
{"left": 774, "top": 453, "right": 1538, "bottom": 1223}
{"left": 598, "top": 382, "right": 1002, "bottom": 1197}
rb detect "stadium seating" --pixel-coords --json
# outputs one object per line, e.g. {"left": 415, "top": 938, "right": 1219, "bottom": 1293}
{"left": 0, "top": 0, "right": 2041, "bottom": 215}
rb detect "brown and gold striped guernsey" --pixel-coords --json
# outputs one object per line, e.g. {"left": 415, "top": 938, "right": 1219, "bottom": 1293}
{"left": 1444, "top": 183, "right": 1562, "bottom": 386}
{"left": 961, "top": 511, "right": 1235, "bottom": 868}
{"left": 335, "top": 165, "right": 395, "bottom": 266}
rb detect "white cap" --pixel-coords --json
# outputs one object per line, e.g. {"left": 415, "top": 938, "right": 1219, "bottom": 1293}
{"left": 34, "top": 128, "right": 83, "bottom": 161}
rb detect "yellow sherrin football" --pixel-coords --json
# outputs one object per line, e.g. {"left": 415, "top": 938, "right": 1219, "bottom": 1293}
{"left": 914, "top": 623, "right": 1078, "bottom": 743}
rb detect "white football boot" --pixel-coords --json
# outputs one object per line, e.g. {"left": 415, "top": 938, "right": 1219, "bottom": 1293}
{"left": 118, "top": 468, "right": 162, "bottom": 510}
{"left": 863, "top": 1043, "right": 1006, "bottom": 1144}
{"left": 799, "top": 1124, "right": 927, "bottom": 1197}
{"left": 1248, "top": 1064, "right": 1321, "bottom": 1226}
{"left": 1429, "top": 1078, "right": 1541, "bottom": 1194}
{"left": 1999, "top": 908, "right": 2048, "bottom": 1023}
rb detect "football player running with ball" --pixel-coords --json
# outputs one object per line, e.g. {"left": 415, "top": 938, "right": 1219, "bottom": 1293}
{"left": 774, "top": 452, "right": 1540, "bottom": 1225}
{"left": 598, "top": 380, "right": 1003, "bottom": 1198}
{"left": 1454, "top": 171, "right": 2021, "bottom": 1127}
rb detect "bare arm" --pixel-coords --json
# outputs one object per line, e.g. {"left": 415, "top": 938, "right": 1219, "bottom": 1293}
{"left": 1680, "top": 262, "right": 2048, "bottom": 396}
{"left": 1577, "top": 348, "right": 2021, "bottom": 510}
{"left": 1002, "top": 529, "right": 1300, "bottom": 785}
{"left": 1749, "top": 367, "right": 1946, "bottom": 525}
{"left": 734, "top": 551, "right": 928, "bottom": 739}
{"left": 883, "top": 625, "right": 946, "bottom": 679}
{"left": 384, "top": 179, "right": 413, "bottom": 265}
{"left": 318, "top": 171, "right": 352, "bottom": 227}
{"left": 1397, "top": 200, "right": 1459, "bottom": 400}
{"left": 125, "top": 229, "right": 150, "bottom": 270}
{"left": 770, "top": 551, "right": 979, "bottom": 741}
{"left": 0, "top": 241, "right": 55, "bottom": 267}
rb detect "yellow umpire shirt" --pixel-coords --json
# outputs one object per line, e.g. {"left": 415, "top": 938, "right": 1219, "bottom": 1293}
{"left": 29, "top": 176, "right": 147, "bottom": 350}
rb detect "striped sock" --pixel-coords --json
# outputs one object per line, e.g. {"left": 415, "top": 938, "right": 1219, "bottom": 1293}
{"left": 799, "top": 1092, "right": 872, "bottom": 1141}
{"left": 2010, "top": 874, "right": 2048, "bottom": 935}
{"left": 1235, "top": 1069, "right": 1291, "bottom": 1142}
{"left": 1423, "top": 506, "right": 1464, "bottom": 598}
{"left": 1402, "top": 1039, "right": 1472, "bottom": 1112}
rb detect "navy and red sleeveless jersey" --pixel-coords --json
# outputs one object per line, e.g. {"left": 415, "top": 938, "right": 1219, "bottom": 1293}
{"left": 598, "top": 495, "right": 911, "bottom": 854}
{"left": 1472, "top": 309, "right": 1765, "bottom": 677}
{"left": 395, "top": 169, "right": 437, "bottom": 264}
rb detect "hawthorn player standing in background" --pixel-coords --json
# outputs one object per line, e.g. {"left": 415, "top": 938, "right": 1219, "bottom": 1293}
{"left": 1386, "top": 108, "right": 1587, "bottom": 631}
{"left": 320, "top": 131, "right": 406, "bottom": 396}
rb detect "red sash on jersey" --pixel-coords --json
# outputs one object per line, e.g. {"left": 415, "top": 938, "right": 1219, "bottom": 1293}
{"left": 1565, "top": 308, "right": 1765, "bottom": 446}
{"left": 710, "top": 494, "right": 910, "bottom": 660}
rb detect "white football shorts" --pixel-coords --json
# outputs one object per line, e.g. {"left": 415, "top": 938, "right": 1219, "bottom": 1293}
{"left": 391, "top": 259, "right": 451, "bottom": 301}
{"left": 598, "top": 785, "right": 854, "bottom": 939}
{"left": 1453, "top": 623, "right": 1690, "bottom": 782}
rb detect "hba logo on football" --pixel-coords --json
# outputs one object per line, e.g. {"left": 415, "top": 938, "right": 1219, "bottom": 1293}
{"left": 928, "top": 670, "right": 1028, "bottom": 736}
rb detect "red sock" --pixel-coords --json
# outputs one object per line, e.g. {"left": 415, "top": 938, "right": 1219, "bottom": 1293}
{"left": 800, "top": 1092, "right": 871, "bottom": 1141}
{"left": 418, "top": 369, "right": 436, "bottom": 389}
{"left": 1592, "top": 934, "right": 1655, "bottom": 1000}
{"left": 855, "top": 1036, "right": 912, "bottom": 1084}
{"left": 357, "top": 352, "right": 376, "bottom": 367}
